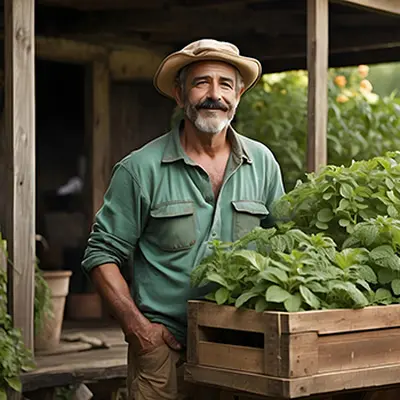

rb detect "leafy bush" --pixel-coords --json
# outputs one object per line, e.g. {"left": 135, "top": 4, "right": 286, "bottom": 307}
{"left": 273, "top": 151, "right": 400, "bottom": 244}
{"left": 235, "top": 65, "right": 400, "bottom": 190}
{"left": 0, "top": 236, "right": 34, "bottom": 398}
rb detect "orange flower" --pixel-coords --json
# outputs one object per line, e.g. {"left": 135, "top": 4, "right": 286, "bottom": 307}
{"left": 360, "top": 79, "right": 373, "bottom": 92}
{"left": 334, "top": 75, "right": 347, "bottom": 88}
{"left": 336, "top": 94, "right": 349, "bottom": 103}
{"left": 358, "top": 65, "right": 369, "bottom": 78}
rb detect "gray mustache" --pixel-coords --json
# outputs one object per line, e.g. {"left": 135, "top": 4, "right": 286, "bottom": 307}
{"left": 197, "top": 99, "right": 228, "bottom": 112}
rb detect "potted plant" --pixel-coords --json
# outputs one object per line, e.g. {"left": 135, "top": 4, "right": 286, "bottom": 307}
{"left": 34, "top": 235, "right": 72, "bottom": 351}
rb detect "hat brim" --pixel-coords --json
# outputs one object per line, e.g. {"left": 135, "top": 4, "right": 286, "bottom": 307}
{"left": 153, "top": 50, "right": 262, "bottom": 99}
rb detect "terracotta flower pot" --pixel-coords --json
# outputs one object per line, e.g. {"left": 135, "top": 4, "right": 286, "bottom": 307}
{"left": 34, "top": 270, "right": 72, "bottom": 351}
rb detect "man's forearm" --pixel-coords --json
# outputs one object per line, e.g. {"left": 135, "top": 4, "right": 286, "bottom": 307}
{"left": 90, "top": 263, "right": 150, "bottom": 339}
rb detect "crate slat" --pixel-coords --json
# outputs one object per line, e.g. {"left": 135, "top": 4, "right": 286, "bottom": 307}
{"left": 198, "top": 341, "right": 264, "bottom": 374}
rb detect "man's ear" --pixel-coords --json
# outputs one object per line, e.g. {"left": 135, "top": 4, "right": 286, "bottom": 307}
{"left": 238, "top": 86, "right": 246, "bottom": 97}
{"left": 172, "top": 85, "right": 184, "bottom": 108}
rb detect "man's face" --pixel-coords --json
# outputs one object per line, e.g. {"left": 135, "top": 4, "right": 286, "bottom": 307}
{"left": 176, "top": 61, "right": 243, "bottom": 134}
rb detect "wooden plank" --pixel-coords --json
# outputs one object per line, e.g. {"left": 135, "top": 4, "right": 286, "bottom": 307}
{"left": 185, "top": 364, "right": 289, "bottom": 398}
{"left": 306, "top": 0, "right": 328, "bottom": 173}
{"left": 91, "top": 59, "right": 111, "bottom": 219}
{"left": 283, "top": 304, "right": 400, "bottom": 334}
{"left": 186, "top": 363, "right": 400, "bottom": 399}
{"left": 318, "top": 327, "right": 400, "bottom": 373}
{"left": 193, "top": 300, "right": 400, "bottom": 335}
{"left": 289, "top": 363, "right": 400, "bottom": 398}
{"left": 335, "top": 0, "right": 400, "bottom": 15}
{"left": 194, "top": 301, "right": 266, "bottom": 333}
{"left": 22, "top": 344, "right": 128, "bottom": 392}
{"left": 198, "top": 342, "right": 264, "bottom": 374}
{"left": 187, "top": 299, "right": 200, "bottom": 364}
{"left": 1, "top": 0, "right": 36, "bottom": 353}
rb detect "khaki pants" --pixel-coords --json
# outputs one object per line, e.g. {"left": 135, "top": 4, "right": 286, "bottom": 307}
{"left": 127, "top": 343, "right": 190, "bottom": 400}
{"left": 127, "top": 344, "right": 221, "bottom": 400}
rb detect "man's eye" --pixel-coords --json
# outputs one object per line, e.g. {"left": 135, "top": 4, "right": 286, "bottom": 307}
{"left": 222, "top": 82, "right": 233, "bottom": 89}
{"left": 196, "top": 81, "right": 207, "bottom": 86}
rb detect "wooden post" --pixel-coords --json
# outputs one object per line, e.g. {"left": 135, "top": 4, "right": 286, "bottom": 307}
{"left": 0, "top": 0, "right": 35, "bottom": 355}
{"left": 91, "top": 60, "right": 111, "bottom": 220}
{"left": 306, "top": 0, "right": 328, "bottom": 172}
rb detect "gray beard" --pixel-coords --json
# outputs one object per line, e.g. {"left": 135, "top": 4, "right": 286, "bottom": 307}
{"left": 185, "top": 104, "right": 237, "bottom": 135}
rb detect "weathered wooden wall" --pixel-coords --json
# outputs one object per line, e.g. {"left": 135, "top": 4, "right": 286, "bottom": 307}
{"left": 110, "top": 80, "right": 175, "bottom": 166}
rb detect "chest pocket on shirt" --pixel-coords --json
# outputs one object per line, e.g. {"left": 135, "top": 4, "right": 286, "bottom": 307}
{"left": 232, "top": 200, "right": 269, "bottom": 241}
{"left": 147, "top": 201, "right": 196, "bottom": 252}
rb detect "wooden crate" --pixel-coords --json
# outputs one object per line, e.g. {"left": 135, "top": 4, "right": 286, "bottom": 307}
{"left": 185, "top": 300, "right": 400, "bottom": 398}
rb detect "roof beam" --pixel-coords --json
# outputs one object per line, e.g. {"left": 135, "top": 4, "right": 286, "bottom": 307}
{"left": 333, "top": 0, "right": 400, "bottom": 16}
{"left": 34, "top": 36, "right": 164, "bottom": 80}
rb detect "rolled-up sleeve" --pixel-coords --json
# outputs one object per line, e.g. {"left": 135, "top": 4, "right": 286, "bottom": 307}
{"left": 81, "top": 162, "right": 149, "bottom": 274}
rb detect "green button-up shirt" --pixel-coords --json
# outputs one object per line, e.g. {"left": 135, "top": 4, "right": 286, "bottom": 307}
{"left": 81, "top": 122, "right": 285, "bottom": 344}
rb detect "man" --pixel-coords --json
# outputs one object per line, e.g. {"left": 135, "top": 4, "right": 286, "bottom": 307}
{"left": 81, "top": 39, "right": 285, "bottom": 400}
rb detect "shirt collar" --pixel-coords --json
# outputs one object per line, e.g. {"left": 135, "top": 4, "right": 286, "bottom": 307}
{"left": 161, "top": 120, "right": 253, "bottom": 165}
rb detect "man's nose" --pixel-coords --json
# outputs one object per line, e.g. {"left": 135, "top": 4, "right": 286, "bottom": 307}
{"left": 208, "top": 82, "right": 222, "bottom": 101}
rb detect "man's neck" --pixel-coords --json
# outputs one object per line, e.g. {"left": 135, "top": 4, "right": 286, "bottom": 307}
{"left": 180, "top": 118, "right": 230, "bottom": 159}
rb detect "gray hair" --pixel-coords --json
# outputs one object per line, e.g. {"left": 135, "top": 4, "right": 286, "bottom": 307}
{"left": 176, "top": 63, "right": 244, "bottom": 94}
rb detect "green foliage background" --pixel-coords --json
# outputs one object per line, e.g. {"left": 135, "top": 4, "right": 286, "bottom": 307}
{"left": 234, "top": 63, "right": 400, "bottom": 191}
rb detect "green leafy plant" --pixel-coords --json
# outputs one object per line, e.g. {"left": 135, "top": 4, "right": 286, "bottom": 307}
{"left": 191, "top": 153, "right": 400, "bottom": 313}
{"left": 191, "top": 227, "right": 379, "bottom": 313}
{"left": 273, "top": 152, "right": 400, "bottom": 244}
{"left": 0, "top": 235, "right": 34, "bottom": 398}
{"left": 235, "top": 66, "right": 400, "bottom": 190}
{"left": 34, "top": 260, "right": 53, "bottom": 336}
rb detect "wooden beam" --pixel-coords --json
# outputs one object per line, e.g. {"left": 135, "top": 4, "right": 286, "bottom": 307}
{"left": 334, "top": 0, "right": 400, "bottom": 16}
{"left": 91, "top": 60, "right": 111, "bottom": 220}
{"left": 307, "top": 0, "right": 328, "bottom": 173}
{"left": 259, "top": 45, "right": 400, "bottom": 74}
{"left": 35, "top": 37, "right": 106, "bottom": 63}
{"left": 34, "top": 36, "right": 162, "bottom": 80}
{"left": 36, "top": 8, "right": 304, "bottom": 38}
{"left": 109, "top": 48, "right": 163, "bottom": 80}
{"left": 0, "top": 0, "right": 36, "bottom": 356}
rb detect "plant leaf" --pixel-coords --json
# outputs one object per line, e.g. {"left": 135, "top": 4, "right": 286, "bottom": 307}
{"left": 259, "top": 267, "right": 288, "bottom": 284}
{"left": 255, "top": 297, "right": 268, "bottom": 312}
{"left": 215, "top": 287, "right": 230, "bottom": 305}
{"left": 315, "top": 221, "right": 329, "bottom": 230}
{"left": 356, "top": 265, "right": 377, "bottom": 284}
{"left": 340, "top": 183, "right": 353, "bottom": 199}
{"left": 5, "top": 377, "right": 22, "bottom": 393}
{"left": 284, "top": 293, "right": 302, "bottom": 312}
{"left": 392, "top": 279, "right": 400, "bottom": 295}
{"left": 378, "top": 269, "right": 397, "bottom": 285}
{"left": 232, "top": 250, "right": 266, "bottom": 271}
{"left": 317, "top": 208, "right": 334, "bottom": 223}
{"left": 299, "top": 285, "right": 321, "bottom": 309}
{"left": 265, "top": 285, "right": 291, "bottom": 303}
{"left": 235, "top": 291, "right": 259, "bottom": 308}
{"left": 205, "top": 292, "right": 216, "bottom": 302}
{"left": 206, "top": 273, "right": 231, "bottom": 289}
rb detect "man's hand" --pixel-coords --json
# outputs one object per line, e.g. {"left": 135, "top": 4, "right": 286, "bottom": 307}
{"left": 129, "top": 322, "right": 182, "bottom": 354}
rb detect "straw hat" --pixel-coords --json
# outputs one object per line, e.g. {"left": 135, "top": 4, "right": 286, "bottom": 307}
{"left": 153, "top": 39, "right": 262, "bottom": 99}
